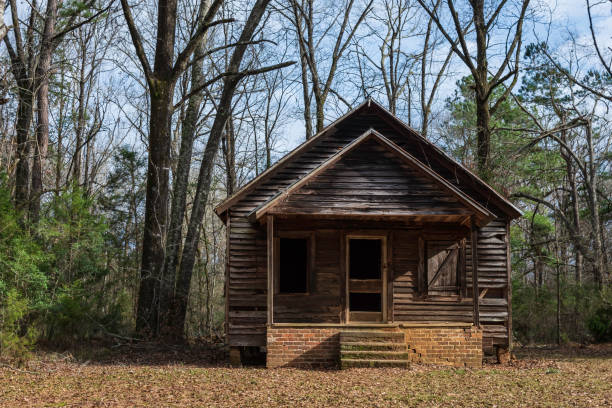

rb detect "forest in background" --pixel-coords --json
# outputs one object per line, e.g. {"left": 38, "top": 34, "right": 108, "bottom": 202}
{"left": 0, "top": 0, "right": 610, "bottom": 362}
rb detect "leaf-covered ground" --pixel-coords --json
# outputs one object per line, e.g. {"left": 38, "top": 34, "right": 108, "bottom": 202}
{"left": 1, "top": 344, "right": 610, "bottom": 407}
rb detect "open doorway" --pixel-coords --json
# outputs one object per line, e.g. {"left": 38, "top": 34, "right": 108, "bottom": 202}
{"left": 347, "top": 237, "right": 386, "bottom": 322}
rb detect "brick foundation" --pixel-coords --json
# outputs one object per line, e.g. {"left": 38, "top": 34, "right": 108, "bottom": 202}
{"left": 266, "top": 324, "right": 482, "bottom": 369}
{"left": 401, "top": 325, "right": 482, "bottom": 368}
{"left": 266, "top": 326, "right": 340, "bottom": 368}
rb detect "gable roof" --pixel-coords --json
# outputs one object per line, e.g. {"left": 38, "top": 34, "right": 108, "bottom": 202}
{"left": 248, "top": 129, "right": 495, "bottom": 226}
{"left": 214, "top": 99, "right": 522, "bottom": 222}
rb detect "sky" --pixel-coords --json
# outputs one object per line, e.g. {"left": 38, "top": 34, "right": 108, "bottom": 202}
{"left": 3, "top": 0, "right": 610, "bottom": 167}
{"left": 276, "top": 0, "right": 612, "bottom": 154}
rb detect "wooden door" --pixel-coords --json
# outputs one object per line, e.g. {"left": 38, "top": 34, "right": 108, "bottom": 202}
{"left": 346, "top": 236, "right": 387, "bottom": 322}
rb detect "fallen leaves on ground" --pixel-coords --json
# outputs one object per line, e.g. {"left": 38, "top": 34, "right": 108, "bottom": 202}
{"left": 0, "top": 344, "right": 610, "bottom": 407}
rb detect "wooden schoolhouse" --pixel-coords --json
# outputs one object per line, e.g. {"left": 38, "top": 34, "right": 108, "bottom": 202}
{"left": 215, "top": 99, "right": 521, "bottom": 368}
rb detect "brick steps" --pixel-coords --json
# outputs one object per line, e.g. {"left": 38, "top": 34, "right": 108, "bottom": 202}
{"left": 340, "top": 341, "right": 406, "bottom": 351}
{"left": 341, "top": 350, "right": 413, "bottom": 360}
{"left": 340, "top": 358, "right": 411, "bottom": 368}
{"left": 340, "top": 330, "right": 410, "bottom": 369}
{"left": 340, "top": 331, "right": 404, "bottom": 343}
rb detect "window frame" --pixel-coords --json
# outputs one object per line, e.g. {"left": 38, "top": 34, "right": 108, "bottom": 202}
{"left": 418, "top": 236, "right": 466, "bottom": 300}
{"left": 274, "top": 231, "right": 315, "bottom": 296}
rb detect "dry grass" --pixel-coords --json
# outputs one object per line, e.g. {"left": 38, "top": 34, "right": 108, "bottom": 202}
{"left": 1, "top": 344, "right": 611, "bottom": 407}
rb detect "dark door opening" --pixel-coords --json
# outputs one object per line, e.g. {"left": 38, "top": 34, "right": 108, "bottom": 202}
{"left": 349, "top": 239, "right": 381, "bottom": 279}
{"left": 348, "top": 238, "right": 384, "bottom": 321}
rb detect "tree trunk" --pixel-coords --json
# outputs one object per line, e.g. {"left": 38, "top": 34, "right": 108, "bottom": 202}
{"left": 584, "top": 121, "right": 605, "bottom": 287}
{"left": 72, "top": 50, "right": 88, "bottom": 186}
{"left": 473, "top": 1, "right": 490, "bottom": 178}
{"left": 314, "top": 88, "right": 326, "bottom": 133}
{"left": 137, "top": 79, "right": 175, "bottom": 336}
{"left": 160, "top": 0, "right": 212, "bottom": 339}
{"left": 297, "top": 36, "right": 312, "bottom": 139}
{"left": 30, "top": 0, "right": 58, "bottom": 223}
{"left": 565, "top": 149, "right": 583, "bottom": 284}
{"left": 55, "top": 65, "right": 67, "bottom": 196}
{"left": 13, "top": 84, "right": 33, "bottom": 211}
{"left": 134, "top": 0, "right": 179, "bottom": 336}
{"left": 169, "top": 0, "right": 271, "bottom": 338}
{"left": 4, "top": 2, "right": 36, "bottom": 213}
{"left": 223, "top": 119, "right": 236, "bottom": 196}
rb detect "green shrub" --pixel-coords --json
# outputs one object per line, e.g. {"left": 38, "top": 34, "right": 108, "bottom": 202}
{"left": 44, "top": 283, "right": 130, "bottom": 344}
{"left": 0, "top": 290, "right": 38, "bottom": 364}
{"left": 587, "top": 302, "right": 612, "bottom": 342}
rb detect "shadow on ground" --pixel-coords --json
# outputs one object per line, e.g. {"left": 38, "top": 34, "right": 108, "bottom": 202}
{"left": 37, "top": 339, "right": 229, "bottom": 368}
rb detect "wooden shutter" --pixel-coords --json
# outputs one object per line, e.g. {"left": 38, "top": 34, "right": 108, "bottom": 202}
{"left": 426, "top": 240, "right": 461, "bottom": 297}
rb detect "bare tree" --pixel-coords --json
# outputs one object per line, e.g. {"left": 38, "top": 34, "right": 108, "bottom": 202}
{"left": 120, "top": 0, "right": 226, "bottom": 335}
{"left": 417, "top": 0, "right": 530, "bottom": 178}
{"left": 170, "top": 0, "right": 294, "bottom": 338}
{"left": 418, "top": 0, "right": 454, "bottom": 137}
{"left": 285, "top": 0, "right": 373, "bottom": 138}
{"left": 4, "top": 0, "right": 38, "bottom": 211}
{"left": 161, "top": 0, "right": 214, "bottom": 333}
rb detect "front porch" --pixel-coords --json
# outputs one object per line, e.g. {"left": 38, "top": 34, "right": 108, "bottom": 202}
{"left": 258, "top": 213, "right": 487, "bottom": 368}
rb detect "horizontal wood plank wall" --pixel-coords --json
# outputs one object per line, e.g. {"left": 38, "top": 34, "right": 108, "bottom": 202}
{"left": 391, "top": 220, "right": 509, "bottom": 353}
{"left": 225, "top": 106, "right": 512, "bottom": 348}
{"left": 227, "top": 211, "right": 267, "bottom": 346}
{"left": 273, "top": 139, "right": 471, "bottom": 216}
{"left": 466, "top": 218, "right": 510, "bottom": 352}
{"left": 273, "top": 226, "right": 343, "bottom": 323}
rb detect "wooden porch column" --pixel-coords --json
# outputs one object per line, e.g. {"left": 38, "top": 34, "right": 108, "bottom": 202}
{"left": 471, "top": 216, "right": 480, "bottom": 328}
{"left": 267, "top": 215, "right": 274, "bottom": 325}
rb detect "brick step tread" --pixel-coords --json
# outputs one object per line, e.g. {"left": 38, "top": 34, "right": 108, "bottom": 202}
{"left": 340, "top": 331, "right": 404, "bottom": 337}
{"left": 341, "top": 350, "right": 412, "bottom": 360}
{"left": 340, "top": 342, "right": 408, "bottom": 351}
{"left": 340, "top": 332, "right": 404, "bottom": 342}
{"left": 340, "top": 359, "right": 410, "bottom": 368}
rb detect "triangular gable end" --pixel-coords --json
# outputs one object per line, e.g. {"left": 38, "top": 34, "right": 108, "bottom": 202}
{"left": 249, "top": 129, "right": 495, "bottom": 226}
{"left": 215, "top": 99, "right": 522, "bottom": 222}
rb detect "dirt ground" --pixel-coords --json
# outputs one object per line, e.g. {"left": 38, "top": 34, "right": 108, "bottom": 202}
{"left": 0, "top": 343, "right": 611, "bottom": 407}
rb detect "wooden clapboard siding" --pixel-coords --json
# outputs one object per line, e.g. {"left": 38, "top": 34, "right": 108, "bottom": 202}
{"left": 390, "top": 219, "right": 510, "bottom": 351}
{"left": 227, "top": 212, "right": 511, "bottom": 350}
{"left": 273, "top": 228, "right": 343, "bottom": 324}
{"left": 272, "top": 139, "right": 471, "bottom": 217}
{"left": 227, "top": 209, "right": 267, "bottom": 346}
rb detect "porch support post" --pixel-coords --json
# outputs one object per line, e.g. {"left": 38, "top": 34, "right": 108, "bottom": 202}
{"left": 471, "top": 215, "right": 480, "bottom": 328}
{"left": 267, "top": 214, "right": 274, "bottom": 325}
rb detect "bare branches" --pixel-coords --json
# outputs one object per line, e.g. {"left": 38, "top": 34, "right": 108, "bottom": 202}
{"left": 289, "top": 0, "right": 373, "bottom": 135}
{"left": 416, "top": 0, "right": 472, "bottom": 71}
{"left": 171, "top": 4, "right": 230, "bottom": 81}
{"left": 587, "top": 0, "right": 612, "bottom": 78}
{"left": 120, "top": 0, "right": 152, "bottom": 82}
{"left": 488, "top": 0, "right": 529, "bottom": 102}
{"left": 173, "top": 61, "right": 295, "bottom": 110}
{"left": 540, "top": 43, "right": 612, "bottom": 103}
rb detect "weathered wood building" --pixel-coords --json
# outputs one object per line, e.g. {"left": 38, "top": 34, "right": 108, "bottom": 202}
{"left": 215, "top": 100, "right": 521, "bottom": 368}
